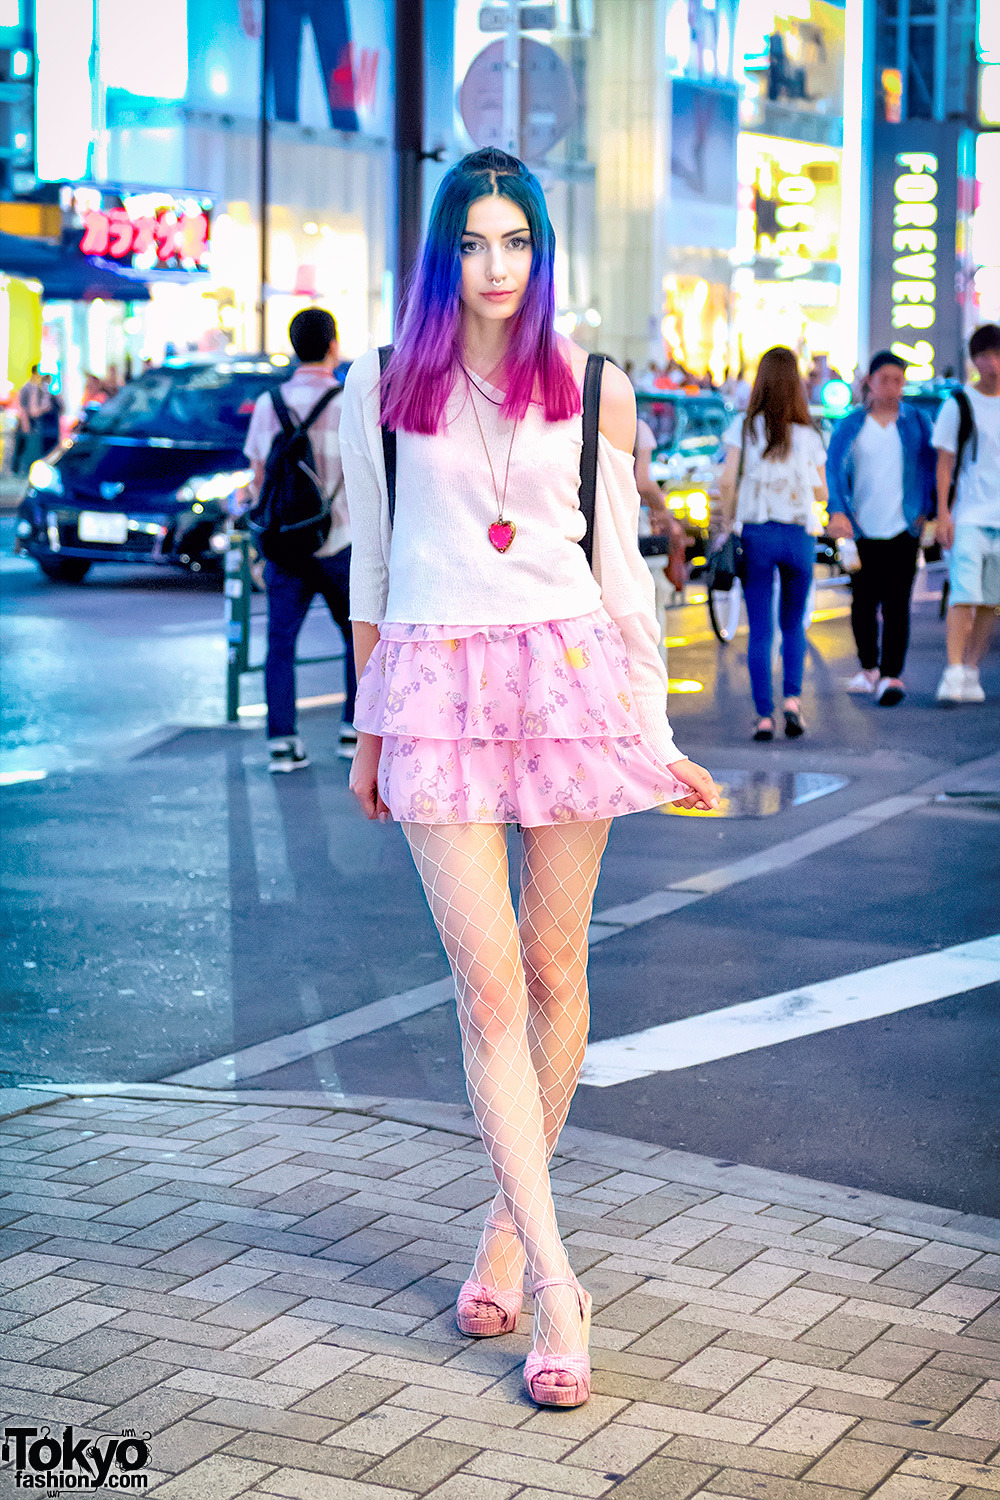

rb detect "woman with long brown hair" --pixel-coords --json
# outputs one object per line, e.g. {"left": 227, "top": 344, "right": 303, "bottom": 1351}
{"left": 717, "top": 346, "right": 827, "bottom": 739}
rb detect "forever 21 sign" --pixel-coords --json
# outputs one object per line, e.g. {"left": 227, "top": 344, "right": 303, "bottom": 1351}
{"left": 869, "top": 119, "right": 971, "bottom": 384}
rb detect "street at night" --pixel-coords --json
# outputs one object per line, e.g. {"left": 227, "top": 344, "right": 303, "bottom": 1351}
{"left": 2, "top": 0, "right": 999, "bottom": 1495}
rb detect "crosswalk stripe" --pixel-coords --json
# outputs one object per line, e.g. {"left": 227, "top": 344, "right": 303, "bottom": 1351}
{"left": 579, "top": 934, "right": 1000, "bottom": 1088}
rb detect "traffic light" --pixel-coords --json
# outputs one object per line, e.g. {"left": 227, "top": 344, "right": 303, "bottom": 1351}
{"left": 0, "top": 44, "right": 35, "bottom": 197}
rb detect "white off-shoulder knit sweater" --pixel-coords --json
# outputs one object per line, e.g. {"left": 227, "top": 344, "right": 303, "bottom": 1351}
{"left": 339, "top": 348, "right": 682, "bottom": 766}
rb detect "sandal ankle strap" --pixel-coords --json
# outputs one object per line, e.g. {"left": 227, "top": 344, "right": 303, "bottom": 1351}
{"left": 484, "top": 1216, "right": 519, "bottom": 1234}
{"left": 530, "top": 1275, "right": 577, "bottom": 1294}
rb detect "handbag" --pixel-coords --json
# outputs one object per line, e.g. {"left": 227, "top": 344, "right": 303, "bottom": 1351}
{"left": 706, "top": 424, "right": 745, "bottom": 590}
{"left": 705, "top": 530, "right": 743, "bottom": 592}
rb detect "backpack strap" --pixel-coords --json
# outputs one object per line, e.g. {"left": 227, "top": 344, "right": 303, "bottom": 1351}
{"left": 378, "top": 344, "right": 396, "bottom": 526}
{"left": 270, "top": 384, "right": 339, "bottom": 437}
{"left": 579, "top": 352, "right": 604, "bottom": 568}
{"left": 270, "top": 387, "right": 295, "bottom": 437}
{"left": 299, "top": 385, "right": 340, "bottom": 432}
{"left": 947, "top": 389, "right": 976, "bottom": 510}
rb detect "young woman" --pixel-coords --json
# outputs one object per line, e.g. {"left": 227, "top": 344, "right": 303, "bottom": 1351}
{"left": 340, "top": 147, "right": 718, "bottom": 1410}
{"left": 717, "top": 346, "right": 828, "bottom": 740}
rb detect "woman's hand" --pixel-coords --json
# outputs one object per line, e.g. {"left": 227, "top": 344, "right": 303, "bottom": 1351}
{"left": 667, "top": 758, "right": 721, "bottom": 812}
{"left": 349, "top": 732, "right": 392, "bottom": 821}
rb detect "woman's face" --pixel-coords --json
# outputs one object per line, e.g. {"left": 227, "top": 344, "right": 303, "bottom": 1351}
{"left": 459, "top": 194, "right": 533, "bottom": 322}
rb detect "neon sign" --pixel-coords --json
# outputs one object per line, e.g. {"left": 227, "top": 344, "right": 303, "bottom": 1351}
{"left": 888, "top": 151, "right": 939, "bottom": 378}
{"left": 79, "top": 208, "right": 209, "bottom": 269}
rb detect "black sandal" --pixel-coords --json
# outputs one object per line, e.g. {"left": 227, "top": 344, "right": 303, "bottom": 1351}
{"left": 753, "top": 721, "right": 774, "bottom": 742}
{"left": 784, "top": 710, "right": 805, "bottom": 739}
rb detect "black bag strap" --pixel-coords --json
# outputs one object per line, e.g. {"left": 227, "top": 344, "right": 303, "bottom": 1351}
{"left": 378, "top": 344, "right": 397, "bottom": 525}
{"left": 947, "top": 389, "right": 976, "bottom": 510}
{"left": 579, "top": 352, "right": 604, "bottom": 568}
{"left": 378, "top": 346, "right": 604, "bottom": 567}
{"left": 270, "top": 386, "right": 295, "bottom": 438}
{"left": 270, "top": 384, "right": 339, "bottom": 440}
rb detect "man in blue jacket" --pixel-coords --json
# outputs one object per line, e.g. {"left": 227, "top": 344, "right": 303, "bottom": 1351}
{"left": 826, "top": 351, "right": 936, "bottom": 705}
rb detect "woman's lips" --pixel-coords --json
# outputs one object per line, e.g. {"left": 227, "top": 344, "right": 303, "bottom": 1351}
{"left": 481, "top": 289, "right": 515, "bottom": 300}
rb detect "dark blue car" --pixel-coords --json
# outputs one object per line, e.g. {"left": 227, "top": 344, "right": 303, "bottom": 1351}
{"left": 14, "top": 355, "right": 293, "bottom": 583}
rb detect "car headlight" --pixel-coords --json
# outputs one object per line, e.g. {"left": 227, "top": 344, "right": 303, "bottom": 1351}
{"left": 177, "top": 469, "right": 253, "bottom": 504}
{"left": 28, "top": 459, "right": 63, "bottom": 496}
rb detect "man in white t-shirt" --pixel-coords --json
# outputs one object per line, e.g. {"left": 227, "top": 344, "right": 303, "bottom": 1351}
{"left": 933, "top": 324, "right": 1000, "bottom": 703}
{"left": 826, "top": 351, "right": 936, "bottom": 705}
{"left": 244, "top": 308, "right": 355, "bottom": 771}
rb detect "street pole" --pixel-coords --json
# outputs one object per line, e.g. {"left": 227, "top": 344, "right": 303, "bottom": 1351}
{"left": 502, "top": 0, "right": 520, "bottom": 156}
{"left": 395, "top": 0, "right": 425, "bottom": 319}
{"left": 258, "top": 0, "right": 270, "bottom": 353}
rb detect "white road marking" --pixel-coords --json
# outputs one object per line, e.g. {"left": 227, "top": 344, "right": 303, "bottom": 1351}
{"left": 244, "top": 774, "right": 296, "bottom": 903}
{"left": 165, "top": 977, "right": 455, "bottom": 1087}
{"left": 579, "top": 935, "right": 1000, "bottom": 1088}
{"left": 163, "top": 783, "right": 939, "bottom": 1089}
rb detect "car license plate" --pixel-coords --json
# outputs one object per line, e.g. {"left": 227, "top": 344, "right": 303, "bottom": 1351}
{"left": 78, "top": 511, "right": 128, "bottom": 544}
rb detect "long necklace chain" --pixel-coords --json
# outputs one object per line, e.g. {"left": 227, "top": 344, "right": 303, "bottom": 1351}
{"left": 463, "top": 368, "right": 517, "bottom": 525}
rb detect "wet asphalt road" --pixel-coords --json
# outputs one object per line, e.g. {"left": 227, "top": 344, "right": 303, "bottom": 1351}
{"left": 2, "top": 522, "right": 998, "bottom": 1217}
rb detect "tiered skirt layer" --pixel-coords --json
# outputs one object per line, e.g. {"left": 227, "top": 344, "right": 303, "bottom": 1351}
{"left": 355, "top": 611, "right": 688, "bottom": 825}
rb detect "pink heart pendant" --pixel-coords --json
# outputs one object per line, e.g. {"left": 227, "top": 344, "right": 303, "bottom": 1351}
{"left": 488, "top": 520, "right": 516, "bottom": 553}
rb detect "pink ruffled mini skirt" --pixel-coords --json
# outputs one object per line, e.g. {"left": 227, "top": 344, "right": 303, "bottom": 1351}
{"left": 354, "top": 610, "right": 688, "bottom": 826}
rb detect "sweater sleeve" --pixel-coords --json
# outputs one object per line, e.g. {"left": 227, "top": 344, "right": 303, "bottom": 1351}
{"left": 341, "top": 349, "right": 392, "bottom": 625}
{"left": 592, "top": 436, "right": 683, "bottom": 767}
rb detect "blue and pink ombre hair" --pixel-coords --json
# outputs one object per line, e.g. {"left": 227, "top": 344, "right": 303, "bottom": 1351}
{"left": 380, "top": 147, "right": 580, "bottom": 435}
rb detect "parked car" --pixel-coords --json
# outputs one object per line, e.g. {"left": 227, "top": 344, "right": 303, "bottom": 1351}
{"left": 637, "top": 391, "right": 733, "bottom": 559}
{"left": 14, "top": 355, "right": 293, "bottom": 582}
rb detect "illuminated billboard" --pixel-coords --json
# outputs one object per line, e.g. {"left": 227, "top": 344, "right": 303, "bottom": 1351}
{"left": 869, "top": 120, "right": 973, "bottom": 381}
{"left": 740, "top": 133, "right": 841, "bottom": 265}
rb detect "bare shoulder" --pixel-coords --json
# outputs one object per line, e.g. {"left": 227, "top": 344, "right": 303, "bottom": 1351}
{"left": 558, "top": 338, "right": 636, "bottom": 452}
{"left": 597, "top": 361, "right": 637, "bottom": 454}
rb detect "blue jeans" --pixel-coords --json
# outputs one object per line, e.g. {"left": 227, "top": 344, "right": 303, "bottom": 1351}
{"left": 740, "top": 522, "right": 815, "bottom": 717}
{"left": 264, "top": 547, "right": 356, "bottom": 740}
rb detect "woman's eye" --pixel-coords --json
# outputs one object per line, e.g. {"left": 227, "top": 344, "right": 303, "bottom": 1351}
{"left": 460, "top": 241, "right": 480, "bottom": 255}
{"left": 508, "top": 237, "right": 530, "bottom": 251}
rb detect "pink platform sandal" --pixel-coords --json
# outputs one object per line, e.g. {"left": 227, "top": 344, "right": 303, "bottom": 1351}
{"left": 455, "top": 1216, "right": 524, "bottom": 1337}
{"left": 523, "top": 1275, "right": 593, "bottom": 1408}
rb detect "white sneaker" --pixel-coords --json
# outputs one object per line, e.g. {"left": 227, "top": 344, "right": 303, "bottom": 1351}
{"left": 847, "top": 670, "right": 878, "bottom": 694}
{"left": 963, "top": 665, "right": 986, "bottom": 703}
{"left": 269, "top": 736, "right": 310, "bottom": 771}
{"left": 936, "top": 664, "right": 967, "bottom": 703}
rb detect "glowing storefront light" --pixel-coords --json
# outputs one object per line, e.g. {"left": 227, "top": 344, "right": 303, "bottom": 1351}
{"left": 885, "top": 152, "right": 940, "bottom": 378}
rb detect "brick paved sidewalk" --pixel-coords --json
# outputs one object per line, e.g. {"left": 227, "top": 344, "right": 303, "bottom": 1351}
{"left": 1, "top": 1084, "right": 998, "bottom": 1500}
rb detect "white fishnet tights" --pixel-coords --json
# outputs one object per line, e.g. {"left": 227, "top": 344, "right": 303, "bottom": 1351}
{"left": 403, "top": 818, "right": 610, "bottom": 1364}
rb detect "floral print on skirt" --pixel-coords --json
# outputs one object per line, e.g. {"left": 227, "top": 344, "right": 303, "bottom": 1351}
{"left": 354, "top": 611, "right": 689, "bottom": 826}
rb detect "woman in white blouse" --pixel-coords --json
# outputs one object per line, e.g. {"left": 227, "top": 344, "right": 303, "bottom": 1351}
{"left": 340, "top": 148, "right": 718, "bottom": 1409}
{"left": 717, "top": 347, "right": 828, "bottom": 740}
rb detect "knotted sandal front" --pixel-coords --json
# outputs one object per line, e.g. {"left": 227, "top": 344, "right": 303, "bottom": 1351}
{"left": 523, "top": 1275, "right": 592, "bottom": 1408}
{"left": 456, "top": 1216, "right": 524, "bottom": 1337}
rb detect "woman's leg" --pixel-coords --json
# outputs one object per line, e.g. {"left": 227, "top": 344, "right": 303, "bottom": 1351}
{"left": 779, "top": 528, "right": 815, "bottom": 702}
{"left": 403, "top": 821, "right": 584, "bottom": 1364}
{"left": 777, "top": 528, "right": 816, "bottom": 701}
{"left": 476, "top": 819, "right": 611, "bottom": 1301}
{"left": 741, "top": 525, "right": 778, "bottom": 718}
{"left": 520, "top": 819, "right": 610, "bottom": 1152}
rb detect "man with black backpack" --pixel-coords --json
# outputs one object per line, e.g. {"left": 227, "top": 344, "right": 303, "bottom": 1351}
{"left": 933, "top": 323, "right": 1000, "bottom": 704}
{"left": 244, "top": 307, "right": 356, "bottom": 771}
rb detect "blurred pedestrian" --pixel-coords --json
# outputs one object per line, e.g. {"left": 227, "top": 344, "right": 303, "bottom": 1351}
{"left": 634, "top": 411, "right": 689, "bottom": 589}
{"left": 38, "top": 375, "right": 62, "bottom": 452}
{"left": 244, "top": 307, "right": 356, "bottom": 770}
{"left": 717, "top": 346, "right": 827, "bottom": 740}
{"left": 933, "top": 323, "right": 1000, "bottom": 703}
{"left": 14, "top": 366, "right": 51, "bottom": 473}
{"left": 825, "top": 351, "right": 935, "bottom": 706}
